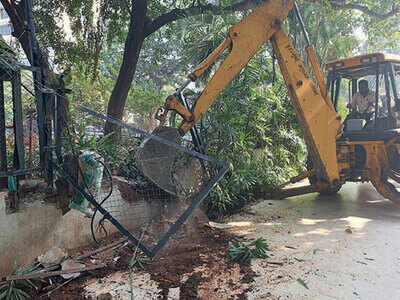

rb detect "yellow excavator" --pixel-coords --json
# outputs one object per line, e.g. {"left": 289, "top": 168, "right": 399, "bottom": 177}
{"left": 137, "top": 0, "right": 400, "bottom": 202}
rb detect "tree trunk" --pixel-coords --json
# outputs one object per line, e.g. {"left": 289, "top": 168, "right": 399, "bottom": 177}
{"left": 104, "top": 0, "right": 148, "bottom": 135}
{"left": 91, "top": 35, "right": 103, "bottom": 83}
{"left": 1, "top": 1, "right": 32, "bottom": 63}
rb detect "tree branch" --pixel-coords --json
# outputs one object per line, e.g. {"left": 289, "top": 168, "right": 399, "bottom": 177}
{"left": 307, "top": 0, "right": 400, "bottom": 20}
{"left": 0, "top": 0, "right": 32, "bottom": 63}
{"left": 144, "top": 0, "right": 400, "bottom": 38}
{"left": 330, "top": 2, "right": 400, "bottom": 20}
{"left": 144, "top": 0, "right": 264, "bottom": 38}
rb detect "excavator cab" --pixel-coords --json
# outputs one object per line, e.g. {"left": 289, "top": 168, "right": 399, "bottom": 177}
{"left": 324, "top": 53, "right": 400, "bottom": 202}
{"left": 326, "top": 53, "right": 400, "bottom": 138}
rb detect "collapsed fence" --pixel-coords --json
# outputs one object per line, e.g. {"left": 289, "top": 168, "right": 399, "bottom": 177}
{"left": 53, "top": 105, "right": 229, "bottom": 258}
{"left": 1, "top": 0, "right": 230, "bottom": 259}
{"left": 1, "top": 42, "right": 229, "bottom": 258}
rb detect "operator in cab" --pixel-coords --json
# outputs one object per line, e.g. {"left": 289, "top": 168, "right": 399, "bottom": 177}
{"left": 349, "top": 80, "right": 375, "bottom": 114}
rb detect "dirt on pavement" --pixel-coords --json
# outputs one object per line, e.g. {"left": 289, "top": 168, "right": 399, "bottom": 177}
{"left": 24, "top": 182, "right": 400, "bottom": 299}
{"left": 42, "top": 227, "right": 256, "bottom": 300}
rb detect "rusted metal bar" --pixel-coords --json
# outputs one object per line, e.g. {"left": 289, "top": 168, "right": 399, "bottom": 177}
{"left": 74, "top": 238, "right": 128, "bottom": 260}
{"left": 28, "top": 113, "right": 33, "bottom": 174}
{"left": 272, "top": 185, "right": 320, "bottom": 199}
{"left": 11, "top": 71, "right": 25, "bottom": 174}
{"left": 2, "top": 263, "right": 106, "bottom": 281}
{"left": 0, "top": 168, "right": 40, "bottom": 177}
{"left": 0, "top": 79, "right": 7, "bottom": 187}
{"left": 279, "top": 169, "right": 315, "bottom": 188}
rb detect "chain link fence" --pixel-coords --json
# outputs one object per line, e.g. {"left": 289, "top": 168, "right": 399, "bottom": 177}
{"left": 53, "top": 106, "right": 229, "bottom": 258}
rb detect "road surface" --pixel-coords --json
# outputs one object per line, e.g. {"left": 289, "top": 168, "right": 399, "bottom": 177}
{"left": 83, "top": 181, "right": 400, "bottom": 299}
{"left": 229, "top": 182, "right": 400, "bottom": 299}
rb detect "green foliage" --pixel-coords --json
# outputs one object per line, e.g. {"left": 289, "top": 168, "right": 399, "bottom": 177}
{"left": 287, "top": 2, "right": 360, "bottom": 64}
{"left": 0, "top": 44, "right": 16, "bottom": 71}
{"left": 0, "top": 262, "right": 40, "bottom": 300}
{"left": 297, "top": 278, "right": 309, "bottom": 290}
{"left": 124, "top": 80, "right": 164, "bottom": 116}
{"left": 229, "top": 237, "right": 270, "bottom": 262}
{"left": 68, "top": 64, "right": 106, "bottom": 113}
{"left": 356, "top": 0, "right": 400, "bottom": 51}
{"left": 64, "top": 117, "right": 135, "bottom": 169}
{"left": 136, "top": 27, "right": 187, "bottom": 89}
{"left": 337, "top": 101, "right": 349, "bottom": 121}
{"left": 296, "top": 1, "right": 400, "bottom": 59}
{"left": 30, "top": 0, "right": 400, "bottom": 85}
{"left": 197, "top": 53, "right": 306, "bottom": 217}
{"left": 68, "top": 54, "right": 165, "bottom": 117}
{"left": 130, "top": 256, "right": 150, "bottom": 270}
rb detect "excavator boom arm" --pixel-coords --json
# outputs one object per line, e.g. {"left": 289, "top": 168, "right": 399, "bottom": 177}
{"left": 164, "top": 0, "right": 295, "bottom": 131}
{"left": 161, "top": 0, "right": 341, "bottom": 186}
{"left": 271, "top": 29, "right": 341, "bottom": 184}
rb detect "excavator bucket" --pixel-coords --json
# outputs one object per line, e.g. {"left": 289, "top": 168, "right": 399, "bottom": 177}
{"left": 136, "top": 126, "right": 182, "bottom": 195}
{"left": 136, "top": 126, "right": 207, "bottom": 197}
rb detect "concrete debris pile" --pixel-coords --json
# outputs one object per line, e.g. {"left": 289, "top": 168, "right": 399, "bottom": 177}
{"left": 1, "top": 237, "right": 130, "bottom": 299}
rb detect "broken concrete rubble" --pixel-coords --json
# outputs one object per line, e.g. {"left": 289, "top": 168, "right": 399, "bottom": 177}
{"left": 38, "top": 247, "right": 67, "bottom": 266}
{"left": 60, "top": 259, "right": 85, "bottom": 279}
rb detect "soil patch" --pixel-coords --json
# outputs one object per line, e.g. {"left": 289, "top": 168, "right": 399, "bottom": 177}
{"left": 145, "top": 226, "right": 257, "bottom": 299}
{"left": 38, "top": 227, "right": 258, "bottom": 299}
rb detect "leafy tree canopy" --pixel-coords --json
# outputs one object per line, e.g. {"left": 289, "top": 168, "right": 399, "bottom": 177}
{"left": 32, "top": 0, "right": 400, "bottom": 75}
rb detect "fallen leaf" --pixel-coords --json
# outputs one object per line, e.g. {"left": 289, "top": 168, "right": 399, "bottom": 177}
{"left": 313, "top": 249, "right": 322, "bottom": 255}
{"left": 266, "top": 261, "right": 284, "bottom": 266}
{"left": 294, "top": 257, "right": 304, "bottom": 262}
{"left": 297, "top": 278, "right": 309, "bottom": 289}
{"left": 285, "top": 245, "right": 297, "bottom": 249}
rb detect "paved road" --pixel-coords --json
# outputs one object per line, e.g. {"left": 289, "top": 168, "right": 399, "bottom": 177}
{"left": 227, "top": 182, "right": 400, "bottom": 299}
{"left": 84, "top": 182, "right": 400, "bottom": 299}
